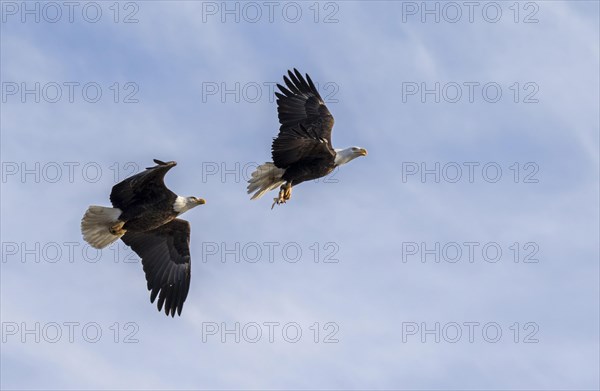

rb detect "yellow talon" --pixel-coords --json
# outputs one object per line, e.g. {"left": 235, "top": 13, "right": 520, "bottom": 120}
{"left": 271, "top": 185, "right": 290, "bottom": 209}
{"left": 109, "top": 221, "right": 126, "bottom": 235}
{"left": 283, "top": 185, "right": 292, "bottom": 201}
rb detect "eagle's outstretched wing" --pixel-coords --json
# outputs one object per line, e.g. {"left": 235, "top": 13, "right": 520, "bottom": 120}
{"left": 110, "top": 159, "right": 177, "bottom": 210}
{"left": 272, "top": 69, "right": 335, "bottom": 168}
{"left": 121, "top": 219, "right": 191, "bottom": 317}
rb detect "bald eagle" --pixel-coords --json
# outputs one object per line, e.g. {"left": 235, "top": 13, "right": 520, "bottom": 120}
{"left": 247, "top": 69, "right": 367, "bottom": 208}
{"left": 81, "top": 159, "right": 205, "bottom": 317}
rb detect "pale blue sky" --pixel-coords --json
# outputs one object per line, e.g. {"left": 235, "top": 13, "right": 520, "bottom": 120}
{"left": 1, "top": 1, "right": 599, "bottom": 389}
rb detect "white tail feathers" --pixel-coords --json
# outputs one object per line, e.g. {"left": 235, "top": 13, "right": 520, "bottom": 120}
{"left": 247, "top": 162, "right": 285, "bottom": 200}
{"left": 81, "top": 206, "right": 125, "bottom": 249}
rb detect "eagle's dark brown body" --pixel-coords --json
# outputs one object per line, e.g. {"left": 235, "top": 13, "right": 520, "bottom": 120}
{"left": 106, "top": 160, "right": 197, "bottom": 317}
{"left": 112, "top": 173, "right": 179, "bottom": 233}
{"left": 282, "top": 158, "right": 336, "bottom": 186}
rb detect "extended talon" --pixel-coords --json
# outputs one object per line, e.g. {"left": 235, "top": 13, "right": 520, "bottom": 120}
{"left": 283, "top": 185, "right": 292, "bottom": 201}
{"left": 271, "top": 184, "right": 292, "bottom": 209}
{"left": 271, "top": 190, "right": 285, "bottom": 209}
{"left": 109, "top": 221, "right": 126, "bottom": 235}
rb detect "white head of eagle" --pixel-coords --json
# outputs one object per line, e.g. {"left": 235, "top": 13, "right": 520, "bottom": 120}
{"left": 174, "top": 196, "right": 206, "bottom": 214}
{"left": 334, "top": 147, "right": 368, "bottom": 166}
{"left": 247, "top": 68, "right": 368, "bottom": 208}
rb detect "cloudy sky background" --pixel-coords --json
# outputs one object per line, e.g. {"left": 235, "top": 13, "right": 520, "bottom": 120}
{"left": 1, "top": 1, "right": 599, "bottom": 389}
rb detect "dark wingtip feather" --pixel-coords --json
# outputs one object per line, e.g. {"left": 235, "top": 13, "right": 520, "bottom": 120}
{"left": 288, "top": 68, "right": 312, "bottom": 95}
{"left": 276, "top": 83, "right": 293, "bottom": 97}
{"left": 148, "top": 159, "right": 177, "bottom": 170}
{"left": 157, "top": 291, "right": 166, "bottom": 311}
{"left": 150, "top": 287, "right": 159, "bottom": 303}
{"left": 306, "top": 73, "right": 317, "bottom": 92}
{"left": 283, "top": 75, "right": 300, "bottom": 95}
{"left": 153, "top": 159, "right": 176, "bottom": 166}
{"left": 287, "top": 70, "right": 300, "bottom": 85}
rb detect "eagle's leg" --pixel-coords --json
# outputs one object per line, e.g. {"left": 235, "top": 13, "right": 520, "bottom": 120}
{"left": 109, "top": 221, "right": 126, "bottom": 236}
{"left": 272, "top": 182, "right": 292, "bottom": 209}
{"left": 283, "top": 182, "right": 292, "bottom": 201}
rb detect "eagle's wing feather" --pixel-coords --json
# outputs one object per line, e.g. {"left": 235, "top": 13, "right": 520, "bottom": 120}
{"left": 272, "top": 69, "right": 335, "bottom": 168}
{"left": 121, "top": 219, "right": 191, "bottom": 317}
{"left": 110, "top": 160, "right": 177, "bottom": 209}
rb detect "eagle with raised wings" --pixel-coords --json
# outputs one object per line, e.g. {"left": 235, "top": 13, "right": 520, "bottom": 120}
{"left": 81, "top": 159, "right": 205, "bottom": 317}
{"left": 247, "top": 69, "right": 367, "bottom": 208}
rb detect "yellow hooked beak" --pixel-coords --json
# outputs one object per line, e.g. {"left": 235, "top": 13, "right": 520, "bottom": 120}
{"left": 197, "top": 198, "right": 206, "bottom": 205}
{"left": 359, "top": 148, "right": 368, "bottom": 156}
